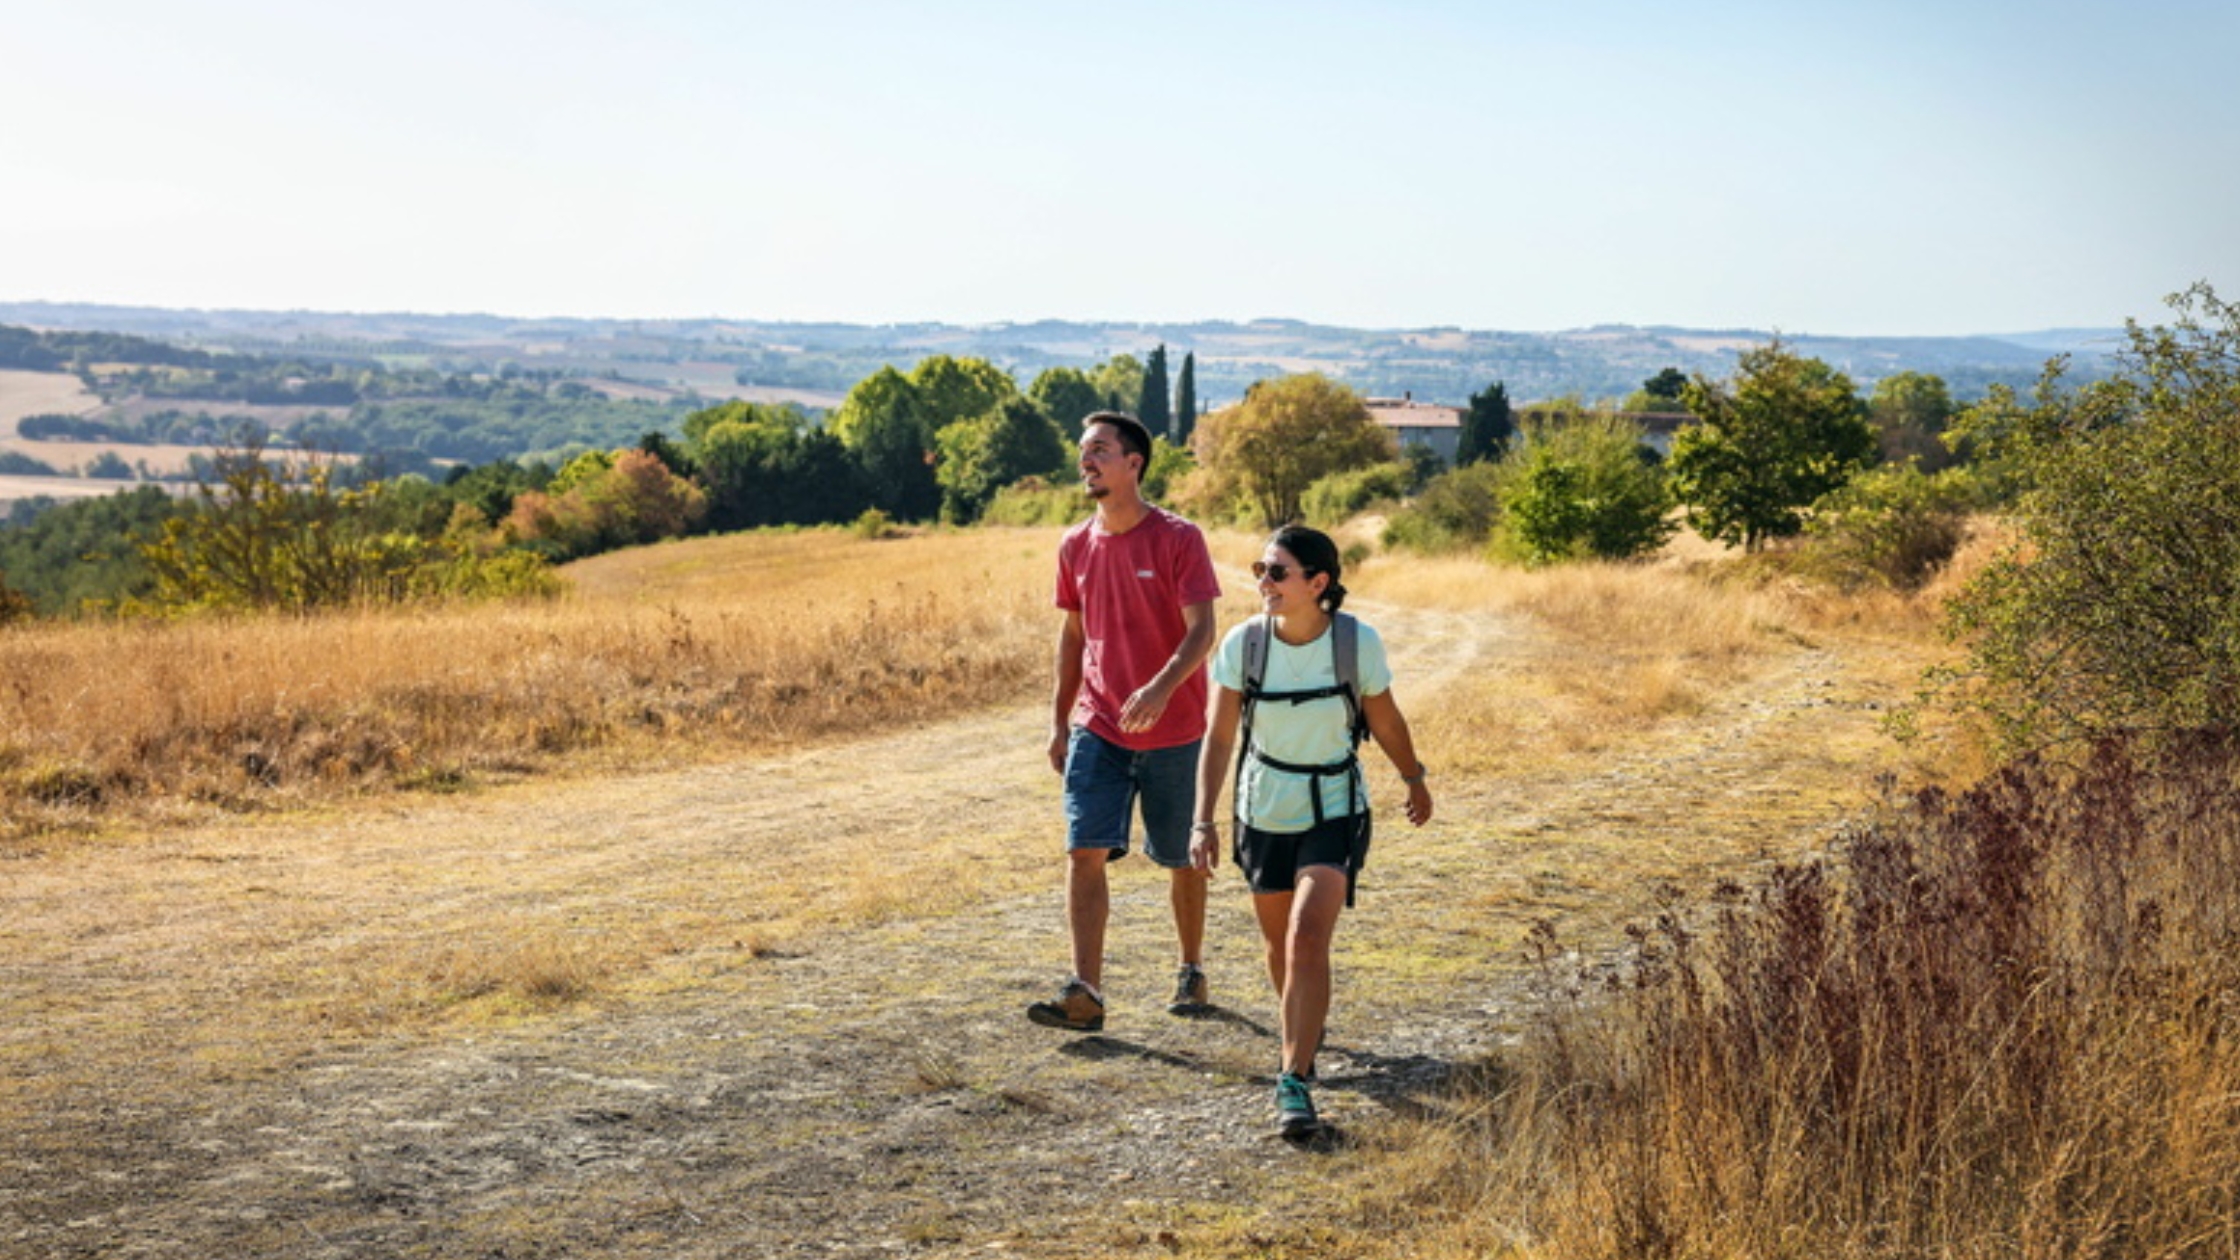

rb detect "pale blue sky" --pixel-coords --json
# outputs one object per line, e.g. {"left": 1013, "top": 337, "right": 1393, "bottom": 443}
{"left": 5, "top": 0, "right": 2233, "bottom": 335}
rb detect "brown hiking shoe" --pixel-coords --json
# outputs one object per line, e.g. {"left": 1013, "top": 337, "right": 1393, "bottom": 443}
{"left": 1026, "top": 979, "right": 1105, "bottom": 1031}
{"left": 1166, "top": 963, "right": 1209, "bottom": 1015}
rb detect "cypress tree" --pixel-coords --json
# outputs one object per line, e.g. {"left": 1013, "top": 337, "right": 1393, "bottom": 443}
{"left": 1137, "top": 344, "right": 1172, "bottom": 439}
{"left": 1174, "top": 352, "right": 1198, "bottom": 444}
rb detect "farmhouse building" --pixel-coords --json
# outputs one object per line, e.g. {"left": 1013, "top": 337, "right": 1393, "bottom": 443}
{"left": 1366, "top": 393, "right": 1463, "bottom": 463}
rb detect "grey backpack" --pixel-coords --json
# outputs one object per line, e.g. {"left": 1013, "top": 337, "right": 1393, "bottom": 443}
{"left": 1234, "top": 612, "right": 1365, "bottom": 827}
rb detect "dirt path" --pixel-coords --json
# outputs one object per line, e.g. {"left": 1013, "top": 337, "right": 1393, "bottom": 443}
{"left": 1, "top": 596, "right": 1915, "bottom": 1258}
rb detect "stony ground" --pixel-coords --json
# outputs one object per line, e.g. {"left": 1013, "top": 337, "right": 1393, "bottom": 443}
{"left": 1, "top": 595, "right": 1918, "bottom": 1258}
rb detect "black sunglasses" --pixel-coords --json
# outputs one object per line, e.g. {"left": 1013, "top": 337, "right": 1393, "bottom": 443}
{"left": 1251, "top": 560, "right": 1316, "bottom": 583}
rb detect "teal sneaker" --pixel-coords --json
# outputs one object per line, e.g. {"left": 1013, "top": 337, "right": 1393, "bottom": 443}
{"left": 1274, "top": 1071, "right": 1319, "bottom": 1136}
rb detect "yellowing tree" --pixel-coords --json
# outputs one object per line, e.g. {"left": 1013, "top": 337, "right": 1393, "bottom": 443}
{"left": 503, "top": 448, "right": 706, "bottom": 559}
{"left": 138, "top": 445, "right": 427, "bottom": 612}
{"left": 1192, "top": 374, "right": 1394, "bottom": 527}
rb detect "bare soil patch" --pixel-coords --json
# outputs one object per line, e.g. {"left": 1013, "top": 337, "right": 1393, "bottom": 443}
{"left": 1, "top": 595, "right": 1920, "bottom": 1257}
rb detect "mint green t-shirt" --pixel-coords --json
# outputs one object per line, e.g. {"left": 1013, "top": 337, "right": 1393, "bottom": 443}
{"left": 1212, "top": 616, "right": 1392, "bottom": 833}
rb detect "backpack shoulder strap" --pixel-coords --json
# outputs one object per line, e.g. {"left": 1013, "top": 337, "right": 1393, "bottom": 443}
{"left": 1242, "top": 614, "right": 1272, "bottom": 697}
{"left": 1332, "top": 612, "right": 1365, "bottom": 745}
{"left": 1232, "top": 615, "right": 1273, "bottom": 830}
{"left": 1332, "top": 612, "right": 1358, "bottom": 699}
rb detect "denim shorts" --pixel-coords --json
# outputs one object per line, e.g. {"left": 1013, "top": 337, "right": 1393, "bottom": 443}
{"left": 1063, "top": 727, "right": 1200, "bottom": 870}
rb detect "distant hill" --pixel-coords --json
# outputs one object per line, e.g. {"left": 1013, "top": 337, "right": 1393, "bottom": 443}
{"left": 0, "top": 300, "right": 2119, "bottom": 407}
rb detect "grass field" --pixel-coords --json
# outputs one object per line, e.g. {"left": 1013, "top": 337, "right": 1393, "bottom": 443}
{"left": 0, "top": 368, "right": 101, "bottom": 433}
{"left": 26, "top": 520, "right": 2189, "bottom": 1259}
{"left": 0, "top": 525, "right": 1065, "bottom": 844}
{"left": 0, "top": 367, "right": 209, "bottom": 500}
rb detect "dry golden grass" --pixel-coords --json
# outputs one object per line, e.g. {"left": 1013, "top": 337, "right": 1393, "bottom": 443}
{"left": 7, "top": 516, "right": 2012, "bottom": 1256}
{"left": 0, "top": 525, "right": 1060, "bottom": 846}
{"left": 1346, "top": 545, "right": 1948, "bottom": 781}
{"left": 1309, "top": 737, "right": 2240, "bottom": 1260}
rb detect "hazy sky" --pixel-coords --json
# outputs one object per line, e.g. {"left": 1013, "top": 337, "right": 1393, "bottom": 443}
{"left": 6, "top": 0, "right": 2234, "bottom": 335}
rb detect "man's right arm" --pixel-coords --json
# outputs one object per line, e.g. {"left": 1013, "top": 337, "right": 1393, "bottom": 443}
{"left": 1050, "top": 609, "right": 1085, "bottom": 774}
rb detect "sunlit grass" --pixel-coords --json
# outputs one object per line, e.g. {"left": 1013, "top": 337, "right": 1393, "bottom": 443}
{"left": 9, "top": 515, "right": 2047, "bottom": 1259}
{"left": 0, "top": 525, "right": 1061, "bottom": 844}
{"left": 1297, "top": 736, "right": 2240, "bottom": 1260}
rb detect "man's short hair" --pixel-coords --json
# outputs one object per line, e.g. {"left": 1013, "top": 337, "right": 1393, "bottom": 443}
{"left": 1084, "top": 411, "right": 1154, "bottom": 469}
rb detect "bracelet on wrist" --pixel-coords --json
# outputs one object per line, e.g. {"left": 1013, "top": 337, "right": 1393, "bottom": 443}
{"left": 1191, "top": 821, "right": 1218, "bottom": 833}
{"left": 1402, "top": 764, "right": 1428, "bottom": 784}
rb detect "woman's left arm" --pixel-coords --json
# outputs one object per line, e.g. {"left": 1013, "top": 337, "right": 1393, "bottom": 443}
{"left": 1360, "top": 689, "right": 1432, "bottom": 827}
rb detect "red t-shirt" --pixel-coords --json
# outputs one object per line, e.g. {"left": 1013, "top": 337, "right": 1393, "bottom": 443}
{"left": 1055, "top": 506, "right": 1222, "bottom": 751}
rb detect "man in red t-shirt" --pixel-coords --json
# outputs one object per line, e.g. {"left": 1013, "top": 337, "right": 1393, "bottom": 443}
{"left": 1027, "top": 411, "right": 1222, "bottom": 1032}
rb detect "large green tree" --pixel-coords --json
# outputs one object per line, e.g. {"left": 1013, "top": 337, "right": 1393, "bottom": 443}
{"left": 829, "top": 367, "right": 940, "bottom": 520}
{"left": 1869, "top": 370, "right": 1960, "bottom": 471}
{"left": 1500, "top": 409, "right": 1675, "bottom": 564}
{"left": 1621, "top": 367, "right": 1693, "bottom": 414}
{"left": 828, "top": 355, "right": 1029, "bottom": 522}
{"left": 1028, "top": 366, "right": 1108, "bottom": 435}
{"left": 688, "top": 401, "right": 864, "bottom": 530}
{"left": 1090, "top": 354, "right": 1145, "bottom": 414}
{"left": 1459, "top": 381, "right": 1515, "bottom": 465}
{"left": 934, "top": 397, "right": 1069, "bottom": 523}
{"left": 1192, "top": 374, "right": 1395, "bottom": 527}
{"left": 1938, "top": 282, "right": 2240, "bottom": 750}
{"left": 908, "top": 355, "right": 1018, "bottom": 428}
{"left": 1670, "top": 342, "right": 1876, "bottom": 551}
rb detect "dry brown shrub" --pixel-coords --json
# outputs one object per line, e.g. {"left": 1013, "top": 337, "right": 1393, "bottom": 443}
{"left": 1384, "top": 732, "right": 2240, "bottom": 1258}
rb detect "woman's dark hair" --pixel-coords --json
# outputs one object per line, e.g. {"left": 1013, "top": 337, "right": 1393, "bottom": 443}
{"left": 1083, "top": 410, "right": 1154, "bottom": 471}
{"left": 1270, "top": 524, "right": 1348, "bottom": 613}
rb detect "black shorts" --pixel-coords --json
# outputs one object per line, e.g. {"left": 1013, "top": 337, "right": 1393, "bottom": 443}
{"left": 1236, "top": 813, "right": 1372, "bottom": 907}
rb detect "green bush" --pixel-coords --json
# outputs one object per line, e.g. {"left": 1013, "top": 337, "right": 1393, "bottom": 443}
{"left": 980, "top": 477, "right": 1089, "bottom": 527}
{"left": 1794, "top": 463, "right": 1975, "bottom": 591}
{"left": 1497, "top": 412, "right": 1674, "bottom": 565}
{"left": 851, "top": 507, "right": 899, "bottom": 540}
{"left": 1303, "top": 461, "right": 1411, "bottom": 528}
{"left": 431, "top": 548, "right": 565, "bottom": 600}
{"left": 1938, "top": 282, "right": 2240, "bottom": 751}
{"left": 1142, "top": 438, "right": 1194, "bottom": 504}
{"left": 1383, "top": 462, "right": 1503, "bottom": 554}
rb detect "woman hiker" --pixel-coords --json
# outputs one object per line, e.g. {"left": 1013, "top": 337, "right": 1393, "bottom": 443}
{"left": 1191, "top": 524, "right": 1433, "bottom": 1136}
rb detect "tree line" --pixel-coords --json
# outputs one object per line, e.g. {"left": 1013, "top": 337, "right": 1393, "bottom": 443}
{"left": 0, "top": 334, "right": 1961, "bottom": 616}
{"left": 10, "top": 280, "right": 2238, "bottom": 769}
{"left": 0, "top": 344, "right": 1193, "bottom": 615}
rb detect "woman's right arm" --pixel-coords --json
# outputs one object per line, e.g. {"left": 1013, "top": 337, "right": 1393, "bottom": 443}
{"left": 1190, "top": 684, "right": 1243, "bottom": 871}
